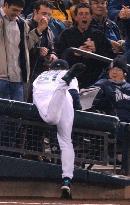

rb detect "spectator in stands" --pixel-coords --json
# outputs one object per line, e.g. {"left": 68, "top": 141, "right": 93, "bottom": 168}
{"left": 27, "top": 0, "right": 57, "bottom": 74}
{"left": 90, "top": 0, "right": 125, "bottom": 54}
{"left": 70, "top": 0, "right": 89, "bottom": 21}
{"left": 33, "top": 59, "right": 85, "bottom": 198}
{"left": 26, "top": 1, "right": 66, "bottom": 48}
{"left": 57, "top": 3, "right": 114, "bottom": 88}
{"left": 92, "top": 55, "right": 130, "bottom": 123}
{"left": 27, "top": 0, "right": 57, "bottom": 102}
{"left": 108, "top": 0, "right": 130, "bottom": 64}
{"left": 92, "top": 55, "right": 130, "bottom": 173}
{"left": 0, "top": 0, "right": 46, "bottom": 101}
{"left": 49, "top": 0, "right": 72, "bottom": 27}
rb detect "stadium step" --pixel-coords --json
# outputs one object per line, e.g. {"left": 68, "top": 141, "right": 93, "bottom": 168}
{"left": 0, "top": 155, "right": 130, "bottom": 200}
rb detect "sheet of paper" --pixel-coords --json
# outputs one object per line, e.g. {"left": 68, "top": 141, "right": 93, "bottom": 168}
{"left": 80, "top": 87, "right": 100, "bottom": 110}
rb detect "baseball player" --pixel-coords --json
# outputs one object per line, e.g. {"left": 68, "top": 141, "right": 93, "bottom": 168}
{"left": 33, "top": 59, "right": 85, "bottom": 198}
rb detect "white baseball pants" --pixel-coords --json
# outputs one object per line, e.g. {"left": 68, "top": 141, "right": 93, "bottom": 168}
{"left": 33, "top": 82, "right": 75, "bottom": 179}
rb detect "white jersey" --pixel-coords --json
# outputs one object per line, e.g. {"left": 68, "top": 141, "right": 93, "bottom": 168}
{"left": 33, "top": 70, "right": 79, "bottom": 92}
{"left": 33, "top": 70, "right": 79, "bottom": 116}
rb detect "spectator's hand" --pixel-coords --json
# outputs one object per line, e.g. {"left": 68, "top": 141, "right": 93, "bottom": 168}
{"left": 111, "top": 40, "right": 124, "bottom": 53}
{"left": 124, "top": 7, "right": 130, "bottom": 19}
{"left": 119, "top": 7, "right": 126, "bottom": 19}
{"left": 49, "top": 54, "right": 58, "bottom": 62}
{"left": 79, "top": 38, "right": 96, "bottom": 53}
{"left": 39, "top": 47, "right": 49, "bottom": 57}
{"left": 37, "top": 16, "right": 48, "bottom": 33}
{"left": 119, "top": 6, "right": 130, "bottom": 19}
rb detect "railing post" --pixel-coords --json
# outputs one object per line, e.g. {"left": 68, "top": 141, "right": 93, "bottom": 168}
{"left": 120, "top": 122, "right": 130, "bottom": 175}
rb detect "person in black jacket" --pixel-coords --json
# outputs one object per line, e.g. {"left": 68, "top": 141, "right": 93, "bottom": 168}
{"left": 92, "top": 55, "right": 130, "bottom": 174}
{"left": 93, "top": 55, "right": 130, "bottom": 122}
{"left": 57, "top": 3, "right": 115, "bottom": 88}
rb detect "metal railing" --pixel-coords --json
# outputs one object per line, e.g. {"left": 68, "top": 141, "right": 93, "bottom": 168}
{"left": 0, "top": 99, "right": 119, "bottom": 172}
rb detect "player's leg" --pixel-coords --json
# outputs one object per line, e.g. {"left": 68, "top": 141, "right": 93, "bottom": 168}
{"left": 44, "top": 82, "right": 68, "bottom": 124}
{"left": 57, "top": 92, "right": 74, "bottom": 198}
{"left": 33, "top": 81, "right": 68, "bottom": 125}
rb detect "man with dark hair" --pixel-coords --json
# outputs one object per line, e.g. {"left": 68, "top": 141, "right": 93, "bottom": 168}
{"left": 33, "top": 59, "right": 85, "bottom": 198}
{"left": 27, "top": 0, "right": 58, "bottom": 102}
{"left": 28, "top": 0, "right": 57, "bottom": 68}
{"left": 0, "top": 0, "right": 46, "bottom": 101}
{"left": 57, "top": 3, "right": 114, "bottom": 88}
{"left": 26, "top": 0, "right": 66, "bottom": 46}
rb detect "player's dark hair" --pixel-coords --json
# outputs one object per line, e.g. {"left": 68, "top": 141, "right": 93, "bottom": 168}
{"left": 50, "top": 59, "right": 70, "bottom": 70}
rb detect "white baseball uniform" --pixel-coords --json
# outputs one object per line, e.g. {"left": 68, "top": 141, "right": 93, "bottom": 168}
{"left": 33, "top": 69, "right": 79, "bottom": 179}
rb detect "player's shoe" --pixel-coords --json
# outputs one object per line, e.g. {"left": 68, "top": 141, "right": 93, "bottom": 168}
{"left": 62, "top": 63, "right": 86, "bottom": 85}
{"left": 61, "top": 177, "right": 72, "bottom": 199}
